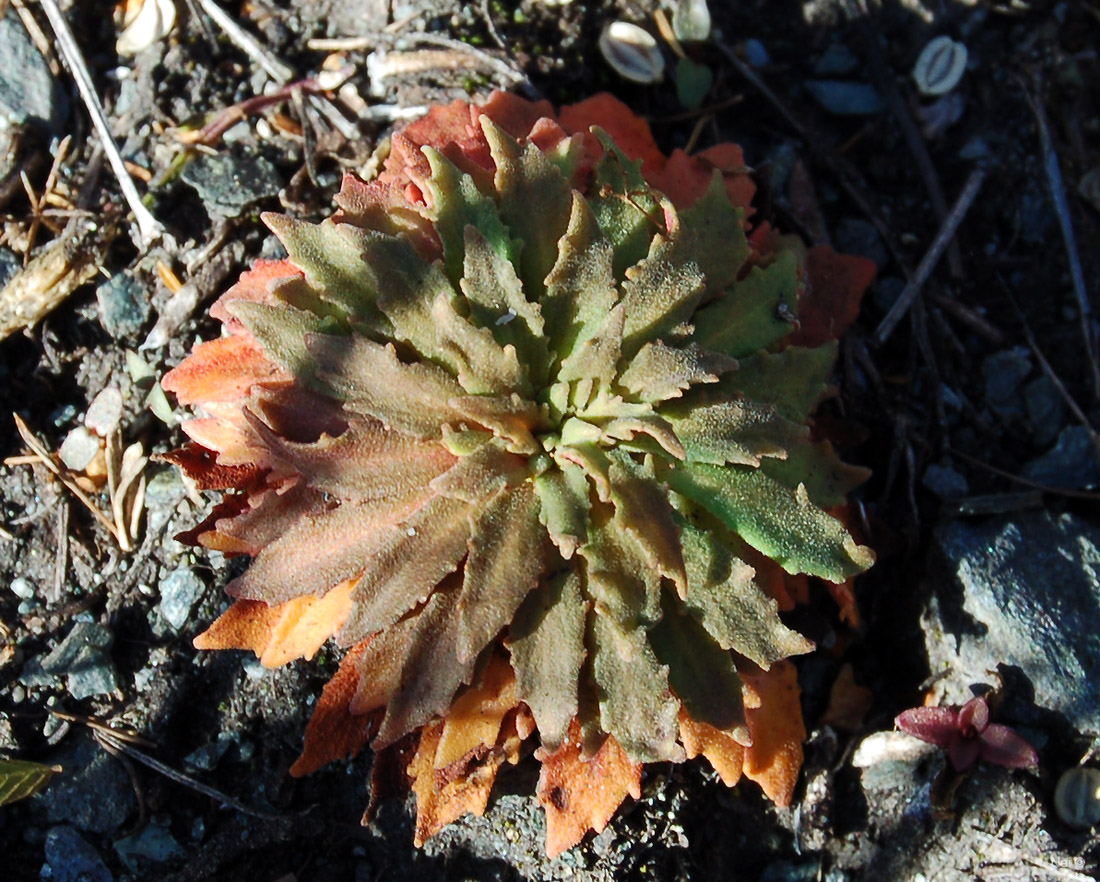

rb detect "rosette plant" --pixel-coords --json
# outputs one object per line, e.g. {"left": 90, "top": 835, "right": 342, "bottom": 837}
{"left": 163, "top": 91, "right": 875, "bottom": 855}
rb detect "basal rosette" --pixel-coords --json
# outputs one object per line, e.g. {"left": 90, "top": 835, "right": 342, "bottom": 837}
{"left": 162, "top": 91, "right": 875, "bottom": 855}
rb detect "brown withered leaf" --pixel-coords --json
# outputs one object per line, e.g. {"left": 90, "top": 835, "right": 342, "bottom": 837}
{"left": 536, "top": 721, "right": 642, "bottom": 858}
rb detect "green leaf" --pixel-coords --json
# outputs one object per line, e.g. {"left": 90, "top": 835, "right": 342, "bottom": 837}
{"left": 358, "top": 232, "right": 524, "bottom": 395}
{"left": 760, "top": 438, "right": 871, "bottom": 508}
{"left": 483, "top": 117, "right": 574, "bottom": 300}
{"left": 663, "top": 461, "right": 874, "bottom": 582}
{"left": 263, "top": 214, "right": 391, "bottom": 332}
{"left": 0, "top": 758, "right": 59, "bottom": 806}
{"left": 691, "top": 250, "right": 799, "bottom": 357}
{"left": 534, "top": 461, "right": 591, "bottom": 559}
{"left": 581, "top": 505, "right": 662, "bottom": 629}
{"left": 557, "top": 303, "right": 624, "bottom": 387}
{"left": 676, "top": 57, "right": 714, "bottom": 111}
{"left": 421, "top": 146, "right": 516, "bottom": 285}
{"left": 587, "top": 130, "right": 662, "bottom": 276}
{"left": 227, "top": 300, "right": 336, "bottom": 383}
{"left": 460, "top": 225, "right": 550, "bottom": 387}
{"left": 661, "top": 395, "right": 808, "bottom": 467}
{"left": 620, "top": 217, "right": 707, "bottom": 357}
{"left": 648, "top": 594, "right": 749, "bottom": 743}
{"left": 720, "top": 342, "right": 838, "bottom": 423}
{"left": 542, "top": 192, "right": 619, "bottom": 364}
{"left": 606, "top": 450, "right": 687, "bottom": 593}
{"left": 307, "top": 334, "right": 466, "bottom": 438}
{"left": 589, "top": 610, "right": 684, "bottom": 764}
{"left": 508, "top": 571, "right": 588, "bottom": 750}
{"left": 457, "top": 481, "right": 548, "bottom": 663}
{"left": 676, "top": 517, "right": 815, "bottom": 667}
{"left": 676, "top": 172, "right": 751, "bottom": 297}
{"left": 618, "top": 341, "right": 737, "bottom": 403}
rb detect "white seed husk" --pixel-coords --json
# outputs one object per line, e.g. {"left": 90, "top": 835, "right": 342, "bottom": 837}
{"left": 598, "top": 22, "right": 665, "bottom": 84}
{"left": 912, "top": 35, "right": 968, "bottom": 97}
{"left": 1053, "top": 766, "right": 1100, "bottom": 830}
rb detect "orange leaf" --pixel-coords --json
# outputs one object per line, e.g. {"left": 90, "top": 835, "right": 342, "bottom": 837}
{"left": 209, "top": 259, "right": 302, "bottom": 328}
{"left": 535, "top": 720, "right": 642, "bottom": 858}
{"left": 409, "top": 656, "right": 525, "bottom": 846}
{"left": 194, "top": 579, "right": 354, "bottom": 668}
{"left": 162, "top": 334, "right": 290, "bottom": 406}
{"left": 434, "top": 653, "right": 518, "bottom": 771}
{"left": 559, "top": 93, "right": 666, "bottom": 176}
{"left": 650, "top": 145, "right": 756, "bottom": 215}
{"left": 678, "top": 709, "right": 744, "bottom": 787}
{"left": 788, "top": 245, "right": 876, "bottom": 348}
{"left": 740, "top": 660, "right": 806, "bottom": 806}
{"left": 291, "top": 639, "right": 376, "bottom": 776}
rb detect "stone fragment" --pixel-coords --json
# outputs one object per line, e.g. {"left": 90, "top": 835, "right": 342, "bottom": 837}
{"left": 181, "top": 153, "right": 282, "bottom": 219}
{"left": 0, "top": 10, "right": 68, "bottom": 131}
{"left": 39, "top": 621, "right": 119, "bottom": 700}
{"left": 43, "top": 826, "right": 113, "bottom": 882}
{"left": 96, "top": 272, "right": 151, "bottom": 339}
{"left": 159, "top": 567, "right": 206, "bottom": 630}
{"left": 922, "top": 511, "right": 1100, "bottom": 731}
{"left": 36, "top": 737, "right": 135, "bottom": 835}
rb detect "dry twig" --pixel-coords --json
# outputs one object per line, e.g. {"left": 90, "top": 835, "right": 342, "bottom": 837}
{"left": 872, "top": 166, "right": 987, "bottom": 346}
{"left": 1024, "top": 73, "right": 1098, "bottom": 399}
{"left": 37, "top": 0, "right": 164, "bottom": 249}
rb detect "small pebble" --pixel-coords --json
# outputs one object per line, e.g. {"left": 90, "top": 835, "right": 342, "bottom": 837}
{"left": 805, "top": 80, "right": 884, "bottom": 116}
{"left": 10, "top": 576, "right": 35, "bottom": 599}
{"left": 58, "top": 426, "right": 101, "bottom": 471}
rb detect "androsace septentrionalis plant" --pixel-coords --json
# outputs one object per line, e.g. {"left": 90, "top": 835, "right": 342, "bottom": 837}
{"left": 162, "top": 91, "right": 876, "bottom": 855}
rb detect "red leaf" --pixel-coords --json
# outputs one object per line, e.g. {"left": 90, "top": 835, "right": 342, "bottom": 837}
{"left": 788, "top": 246, "right": 876, "bottom": 348}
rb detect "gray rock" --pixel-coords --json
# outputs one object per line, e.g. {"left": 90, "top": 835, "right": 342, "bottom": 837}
{"left": 0, "top": 10, "right": 68, "bottom": 131}
{"left": 1022, "top": 425, "right": 1099, "bottom": 490}
{"left": 0, "top": 245, "right": 19, "bottom": 288}
{"left": 922, "top": 464, "right": 969, "bottom": 499}
{"left": 923, "top": 511, "right": 1100, "bottom": 731}
{"left": 39, "top": 622, "right": 119, "bottom": 700}
{"left": 181, "top": 152, "right": 282, "bottom": 219}
{"left": 804, "top": 80, "right": 884, "bottom": 116}
{"left": 982, "top": 347, "right": 1032, "bottom": 420}
{"left": 813, "top": 43, "right": 859, "bottom": 76}
{"left": 159, "top": 567, "right": 207, "bottom": 630}
{"left": 834, "top": 218, "right": 888, "bottom": 269}
{"left": 184, "top": 733, "right": 235, "bottom": 771}
{"left": 35, "top": 737, "right": 136, "bottom": 835}
{"left": 742, "top": 38, "right": 770, "bottom": 68}
{"left": 1023, "top": 375, "right": 1067, "bottom": 447}
{"left": 114, "top": 821, "right": 186, "bottom": 874}
{"left": 43, "top": 826, "right": 113, "bottom": 882}
{"left": 96, "top": 272, "right": 152, "bottom": 338}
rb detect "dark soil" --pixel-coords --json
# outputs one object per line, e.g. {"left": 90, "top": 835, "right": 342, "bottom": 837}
{"left": 1, "top": 0, "right": 1099, "bottom": 880}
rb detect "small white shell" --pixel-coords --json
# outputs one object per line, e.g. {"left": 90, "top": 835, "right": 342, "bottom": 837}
{"left": 672, "top": 0, "right": 712, "bottom": 44}
{"left": 116, "top": 0, "right": 177, "bottom": 56}
{"left": 912, "top": 36, "right": 968, "bottom": 97}
{"left": 598, "top": 22, "right": 665, "bottom": 84}
{"left": 1053, "top": 766, "right": 1100, "bottom": 830}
